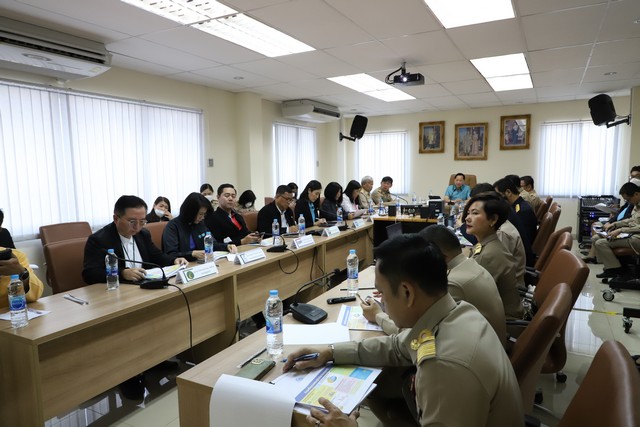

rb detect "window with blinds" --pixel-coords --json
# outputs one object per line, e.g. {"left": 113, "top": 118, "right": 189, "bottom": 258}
{"left": 356, "top": 131, "right": 409, "bottom": 194}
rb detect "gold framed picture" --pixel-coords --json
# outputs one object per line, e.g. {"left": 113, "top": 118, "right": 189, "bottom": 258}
{"left": 419, "top": 121, "right": 444, "bottom": 153}
{"left": 454, "top": 123, "right": 488, "bottom": 160}
{"left": 500, "top": 114, "right": 530, "bottom": 150}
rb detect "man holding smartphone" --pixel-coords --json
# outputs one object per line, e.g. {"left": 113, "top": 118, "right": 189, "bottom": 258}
{"left": 0, "top": 246, "right": 43, "bottom": 308}
{"left": 206, "top": 183, "right": 262, "bottom": 246}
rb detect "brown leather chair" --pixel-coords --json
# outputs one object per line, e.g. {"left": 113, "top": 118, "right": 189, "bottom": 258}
{"left": 548, "top": 201, "right": 559, "bottom": 214}
{"left": 264, "top": 197, "right": 274, "bottom": 206}
{"left": 448, "top": 173, "right": 477, "bottom": 189}
{"left": 510, "top": 283, "right": 572, "bottom": 413}
{"left": 240, "top": 211, "right": 258, "bottom": 232}
{"left": 549, "top": 205, "right": 561, "bottom": 230}
{"left": 535, "top": 200, "right": 549, "bottom": 222}
{"left": 43, "top": 237, "right": 88, "bottom": 293}
{"left": 144, "top": 221, "right": 167, "bottom": 250}
{"left": 556, "top": 340, "right": 640, "bottom": 427}
{"left": 39, "top": 221, "right": 92, "bottom": 246}
{"left": 534, "top": 228, "right": 572, "bottom": 273}
{"left": 531, "top": 212, "right": 554, "bottom": 255}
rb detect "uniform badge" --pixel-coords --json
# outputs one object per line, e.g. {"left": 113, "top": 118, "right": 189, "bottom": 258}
{"left": 412, "top": 329, "right": 436, "bottom": 364}
{"left": 515, "top": 204, "right": 521, "bottom": 213}
{"left": 473, "top": 243, "right": 482, "bottom": 255}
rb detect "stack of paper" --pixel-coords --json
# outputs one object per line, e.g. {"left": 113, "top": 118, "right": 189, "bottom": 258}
{"left": 144, "top": 264, "right": 185, "bottom": 279}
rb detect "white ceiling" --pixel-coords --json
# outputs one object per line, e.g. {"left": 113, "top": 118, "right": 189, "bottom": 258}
{"left": 1, "top": 0, "right": 639, "bottom": 116}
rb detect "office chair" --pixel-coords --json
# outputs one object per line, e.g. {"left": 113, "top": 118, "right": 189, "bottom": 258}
{"left": 531, "top": 212, "right": 554, "bottom": 256}
{"left": 547, "top": 201, "right": 559, "bottom": 215}
{"left": 510, "top": 282, "right": 572, "bottom": 414}
{"left": 264, "top": 196, "right": 274, "bottom": 206}
{"left": 43, "top": 237, "right": 88, "bottom": 293}
{"left": 240, "top": 211, "right": 258, "bottom": 232}
{"left": 535, "top": 200, "right": 549, "bottom": 222}
{"left": 145, "top": 221, "right": 168, "bottom": 250}
{"left": 39, "top": 221, "right": 92, "bottom": 246}
{"left": 447, "top": 173, "right": 477, "bottom": 189}
{"left": 525, "top": 229, "right": 572, "bottom": 286}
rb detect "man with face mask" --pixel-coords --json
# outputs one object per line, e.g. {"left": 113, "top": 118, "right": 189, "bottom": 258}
{"left": 206, "top": 184, "right": 261, "bottom": 246}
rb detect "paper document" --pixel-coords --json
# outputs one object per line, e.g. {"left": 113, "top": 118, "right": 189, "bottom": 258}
{"left": 213, "top": 251, "right": 229, "bottom": 261}
{"left": 597, "top": 231, "right": 631, "bottom": 239}
{"left": 337, "top": 305, "right": 382, "bottom": 331}
{"left": 210, "top": 374, "right": 294, "bottom": 427}
{"left": 283, "top": 323, "right": 350, "bottom": 345}
{"left": 271, "top": 364, "right": 381, "bottom": 415}
{"left": 0, "top": 307, "right": 49, "bottom": 321}
{"left": 144, "top": 264, "right": 185, "bottom": 279}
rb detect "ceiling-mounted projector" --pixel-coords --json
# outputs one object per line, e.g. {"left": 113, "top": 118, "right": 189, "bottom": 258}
{"left": 386, "top": 62, "right": 424, "bottom": 87}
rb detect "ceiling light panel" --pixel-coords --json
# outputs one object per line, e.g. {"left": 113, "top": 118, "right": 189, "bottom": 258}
{"left": 471, "top": 53, "right": 529, "bottom": 78}
{"left": 328, "top": 74, "right": 415, "bottom": 101}
{"left": 487, "top": 74, "right": 533, "bottom": 91}
{"left": 424, "top": 0, "right": 515, "bottom": 29}
{"left": 122, "top": 0, "right": 236, "bottom": 25}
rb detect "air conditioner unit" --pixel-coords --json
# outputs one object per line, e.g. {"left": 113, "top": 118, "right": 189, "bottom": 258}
{"left": 281, "top": 99, "right": 341, "bottom": 123}
{"left": 0, "top": 17, "right": 111, "bottom": 81}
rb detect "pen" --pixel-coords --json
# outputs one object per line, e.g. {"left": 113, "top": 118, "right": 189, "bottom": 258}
{"left": 282, "top": 352, "right": 320, "bottom": 363}
{"left": 340, "top": 287, "right": 375, "bottom": 291}
{"left": 64, "top": 294, "right": 89, "bottom": 305}
{"left": 356, "top": 293, "right": 367, "bottom": 305}
{"left": 236, "top": 347, "right": 267, "bottom": 368}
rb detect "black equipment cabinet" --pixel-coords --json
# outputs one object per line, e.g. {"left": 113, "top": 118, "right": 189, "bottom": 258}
{"left": 578, "top": 195, "right": 618, "bottom": 247}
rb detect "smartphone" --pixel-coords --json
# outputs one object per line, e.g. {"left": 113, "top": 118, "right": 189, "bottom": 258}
{"left": 0, "top": 247, "right": 12, "bottom": 261}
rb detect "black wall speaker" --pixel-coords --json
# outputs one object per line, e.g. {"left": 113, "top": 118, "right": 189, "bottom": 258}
{"left": 349, "top": 115, "right": 368, "bottom": 139}
{"left": 588, "top": 94, "right": 617, "bottom": 126}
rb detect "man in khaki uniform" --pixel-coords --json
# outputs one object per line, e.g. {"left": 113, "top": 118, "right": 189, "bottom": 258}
{"left": 283, "top": 234, "right": 524, "bottom": 427}
{"left": 519, "top": 175, "right": 542, "bottom": 212}
{"left": 358, "top": 176, "right": 374, "bottom": 210}
{"left": 371, "top": 176, "right": 394, "bottom": 205}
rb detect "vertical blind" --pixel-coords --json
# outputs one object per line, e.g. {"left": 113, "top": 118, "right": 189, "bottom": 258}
{"left": 538, "top": 121, "right": 622, "bottom": 197}
{"left": 0, "top": 82, "right": 203, "bottom": 240}
{"left": 357, "top": 131, "right": 409, "bottom": 194}
{"left": 273, "top": 123, "right": 317, "bottom": 190}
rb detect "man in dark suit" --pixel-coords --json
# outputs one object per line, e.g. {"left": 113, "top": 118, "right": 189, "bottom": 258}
{"left": 82, "top": 195, "right": 187, "bottom": 285}
{"left": 257, "top": 184, "right": 299, "bottom": 235}
{"left": 206, "top": 183, "right": 261, "bottom": 246}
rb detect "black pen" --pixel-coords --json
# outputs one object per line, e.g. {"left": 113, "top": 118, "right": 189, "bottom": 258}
{"left": 282, "top": 352, "right": 320, "bottom": 363}
{"left": 340, "top": 287, "right": 375, "bottom": 291}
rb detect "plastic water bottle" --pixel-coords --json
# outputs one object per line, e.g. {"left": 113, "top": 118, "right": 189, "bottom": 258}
{"left": 265, "top": 290, "right": 283, "bottom": 358}
{"left": 395, "top": 199, "right": 401, "bottom": 217}
{"left": 437, "top": 213, "right": 445, "bottom": 226}
{"left": 298, "top": 214, "right": 306, "bottom": 237}
{"left": 412, "top": 193, "right": 417, "bottom": 204}
{"left": 8, "top": 274, "right": 28, "bottom": 328}
{"left": 204, "top": 231, "right": 214, "bottom": 263}
{"left": 378, "top": 200, "right": 385, "bottom": 216}
{"left": 346, "top": 249, "right": 359, "bottom": 296}
{"left": 105, "top": 249, "right": 119, "bottom": 290}
{"left": 368, "top": 200, "right": 374, "bottom": 216}
{"left": 337, "top": 207, "right": 343, "bottom": 224}
{"left": 272, "top": 219, "right": 281, "bottom": 246}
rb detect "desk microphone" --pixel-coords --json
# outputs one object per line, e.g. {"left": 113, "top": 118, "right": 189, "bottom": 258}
{"left": 391, "top": 194, "right": 409, "bottom": 203}
{"left": 289, "top": 269, "right": 340, "bottom": 324}
{"left": 102, "top": 249, "right": 169, "bottom": 289}
{"left": 260, "top": 232, "right": 289, "bottom": 252}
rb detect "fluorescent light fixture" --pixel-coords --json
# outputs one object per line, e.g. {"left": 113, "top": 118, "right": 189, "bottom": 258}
{"left": 328, "top": 74, "right": 414, "bottom": 102}
{"left": 471, "top": 53, "right": 532, "bottom": 91}
{"left": 487, "top": 74, "right": 533, "bottom": 91}
{"left": 195, "top": 15, "right": 314, "bottom": 57}
{"left": 122, "top": 0, "right": 314, "bottom": 57}
{"left": 424, "top": 0, "right": 515, "bottom": 28}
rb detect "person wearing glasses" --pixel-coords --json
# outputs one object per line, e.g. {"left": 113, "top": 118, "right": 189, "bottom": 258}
{"left": 164, "top": 192, "right": 236, "bottom": 262}
{"left": 82, "top": 195, "right": 189, "bottom": 286}
{"left": 257, "top": 184, "right": 299, "bottom": 235}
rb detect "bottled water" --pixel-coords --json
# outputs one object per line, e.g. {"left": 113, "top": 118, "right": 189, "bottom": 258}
{"left": 337, "top": 207, "right": 343, "bottom": 224}
{"left": 346, "top": 249, "right": 359, "bottom": 296}
{"left": 105, "top": 249, "right": 119, "bottom": 290}
{"left": 272, "top": 219, "right": 281, "bottom": 246}
{"left": 298, "top": 214, "right": 306, "bottom": 237}
{"left": 204, "top": 232, "right": 214, "bottom": 263}
{"left": 412, "top": 193, "right": 417, "bottom": 204}
{"left": 378, "top": 200, "right": 385, "bottom": 216}
{"left": 265, "top": 290, "right": 283, "bottom": 358}
{"left": 8, "top": 274, "right": 28, "bottom": 328}
{"left": 437, "top": 213, "right": 445, "bottom": 226}
{"left": 368, "top": 200, "right": 374, "bottom": 216}
{"left": 395, "top": 199, "right": 401, "bottom": 217}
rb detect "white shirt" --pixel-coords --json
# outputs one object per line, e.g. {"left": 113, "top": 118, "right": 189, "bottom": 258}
{"left": 119, "top": 234, "right": 143, "bottom": 269}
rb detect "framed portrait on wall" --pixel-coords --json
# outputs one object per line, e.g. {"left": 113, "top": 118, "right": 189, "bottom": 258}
{"left": 419, "top": 121, "right": 444, "bottom": 153}
{"left": 500, "top": 114, "right": 530, "bottom": 150}
{"left": 454, "top": 123, "right": 488, "bottom": 160}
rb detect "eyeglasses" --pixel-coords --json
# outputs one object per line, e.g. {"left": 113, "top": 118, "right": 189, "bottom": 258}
{"left": 120, "top": 217, "right": 148, "bottom": 227}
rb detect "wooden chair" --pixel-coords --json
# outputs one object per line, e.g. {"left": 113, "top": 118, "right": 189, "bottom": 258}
{"left": 144, "top": 221, "right": 167, "bottom": 250}
{"left": 39, "top": 221, "right": 92, "bottom": 246}
{"left": 510, "top": 283, "right": 572, "bottom": 413}
{"left": 448, "top": 173, "right": 477, "bottom": 189}
{"left": 43, "top": 237, "right": 88, "bottom": 293}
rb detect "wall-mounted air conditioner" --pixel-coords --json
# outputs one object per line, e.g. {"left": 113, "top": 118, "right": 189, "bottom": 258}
{"left": 0, "top": 17, "right": 111, "bottom": 81}
{"left": 281, "top": 99, "right": 341, "bottom": 123}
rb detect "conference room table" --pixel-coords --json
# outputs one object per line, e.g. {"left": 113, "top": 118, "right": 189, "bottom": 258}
{"left": 177, "top": 266, "right": 382, "bottom": 427}
{"left": 0, "top": 221, "right": 373, "bottom": 427}
{"left": 373, "top": 215, "right": 436, "bottom": 246}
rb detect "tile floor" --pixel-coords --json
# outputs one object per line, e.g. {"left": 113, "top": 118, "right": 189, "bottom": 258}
{"left": 45, "top": 243, "right": 640, "bottom": 427}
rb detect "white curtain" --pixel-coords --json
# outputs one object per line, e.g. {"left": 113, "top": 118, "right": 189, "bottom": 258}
{"left": 0, "top": 82, "right": 203, "bottom": 240}
{"left": 538, "top": 121, "right": 622, "bottom": 198}
{"left": 273, "top": 123, "right": 316, "bottom": 190}
{"left": 357, "top": 131, "right": 409, "bottom": 194}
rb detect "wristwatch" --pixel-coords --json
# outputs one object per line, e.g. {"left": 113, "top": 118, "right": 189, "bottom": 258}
{"left": 19, "top": 268, "right": 29, "bottom": 282}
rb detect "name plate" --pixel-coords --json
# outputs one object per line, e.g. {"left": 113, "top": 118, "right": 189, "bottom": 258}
{"left": 352, "top": 218, "right": 365, "bottom": 229}
{"left": 235, "top": 248, "right": 267, "bottom": 265}
{"left": 292, "top": 234, "right": 314, "bottom": 249}
{"left": 176, "top": 262, "right": 218, "bottom": 284}
{"left": 322, "top": 226, "right": 341, "bottom": 237}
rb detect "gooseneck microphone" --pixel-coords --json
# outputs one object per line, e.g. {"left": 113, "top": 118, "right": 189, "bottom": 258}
{"left": 391, "top": 193, "right": 409, "bottom": 203}
{"left": 289, "top": 269, "right": 340, "bottom": 324}
{"left": 102, "top": 249, "right": 169, "bottom": 289}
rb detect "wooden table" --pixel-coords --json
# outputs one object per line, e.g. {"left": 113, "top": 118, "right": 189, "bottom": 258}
{"left": 0, "top": 222, "right": 373, "bottom": 426}
{"left": 373, "top": 215, "right": 436, "bottom": 245}
{"left": 177, "top": 267, "right": 381, "bottom": 427}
